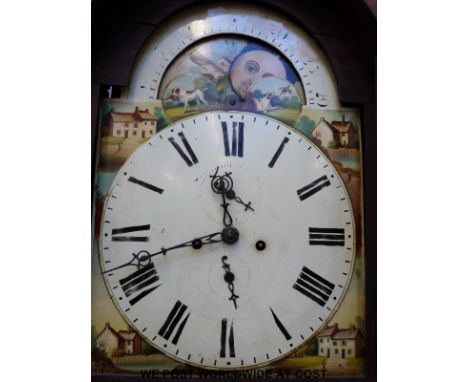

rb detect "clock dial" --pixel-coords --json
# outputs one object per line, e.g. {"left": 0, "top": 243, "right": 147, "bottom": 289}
{"left": 128, "top": 3, "right": 339, "bottom": 111}
{"left": 99, "top": 111, "right": 355, "bottom": 369}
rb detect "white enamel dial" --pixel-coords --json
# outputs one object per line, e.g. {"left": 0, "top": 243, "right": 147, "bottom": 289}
{"left": 99, "top": 111, "right": 355, "bottom": 369}
{"left": 127, "top": 2, "right": 339, "bottom": 109}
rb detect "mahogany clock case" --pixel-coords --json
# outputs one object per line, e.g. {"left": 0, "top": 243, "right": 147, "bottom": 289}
{"left": 91, "top": 0, "right": 376, "bottom": 381}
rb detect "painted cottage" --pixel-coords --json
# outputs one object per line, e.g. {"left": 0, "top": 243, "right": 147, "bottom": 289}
{"left": 95, "top": 323, "right": 142, "bottom": 356}
{"left": 317, "top": 324, "right": 363, "bottom": 359}
{"left": 312, "top": 116, "right": 356, "bottom": 148}
{"left": 104, "top": 106, "right": 158, "bottom": 138}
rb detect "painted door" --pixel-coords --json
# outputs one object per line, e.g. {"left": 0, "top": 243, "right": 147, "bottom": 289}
{"left": 342, "top": 349, "right": 346, "bottom": 359}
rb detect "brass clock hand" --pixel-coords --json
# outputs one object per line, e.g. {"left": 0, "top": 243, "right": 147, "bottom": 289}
{"left": 102, "top": 231, "right": 223, "bottom": 274}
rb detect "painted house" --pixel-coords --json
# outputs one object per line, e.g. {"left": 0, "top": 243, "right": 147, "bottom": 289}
{"left": 317, "top": 324, "right": 363, "bottom": 359}
{"left": 95, "top": 323, "right": 142, "bottom": 356}
{"left": 104, "top": 106, "right": 158, "bottom": 138}
{"left": 118, "top": 329, "right": 142, "bottom": 355}
{"left": 312, "top": 116, "right": 356, "bottom": 148}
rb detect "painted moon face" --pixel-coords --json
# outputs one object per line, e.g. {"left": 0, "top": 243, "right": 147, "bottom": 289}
{"left": 229, "top": 50, "right": 287, "bottom": 99}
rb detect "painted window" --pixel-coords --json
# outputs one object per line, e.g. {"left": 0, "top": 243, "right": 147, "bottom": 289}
{"left": 116, "top": 130, "right": 121, "bottom": 136}
{"left": 342, "top": 340, "right": 347, "bottom": 345}
{"left": 125, "top": 123, "right": 129, "bottom": 127}
{"left": 333, "top": 341, "right": 337, "bottom": 346}
{"left": 348, "top": 349, "right": 352, "bottom": 354}
{"left": 133, "top": 131, "right": 137, "bottom": 136}
{"left": 134, "top": 123, "right": 138, "bottom": 128}
{"left": 319, "top": 338, "right": 323, "bottom": 343}
{"left": 334, "top": 349, "right": 338, "bottom": 354}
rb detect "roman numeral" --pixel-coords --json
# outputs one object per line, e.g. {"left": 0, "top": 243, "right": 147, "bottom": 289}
{"left": 128, "top": 176, "right": 164, "bottom": 194}
{"left": 158, "top": 300, "right": 190, "bottom": 345}
{"left": 297, "top": 175, "right": 331, "bottom": 201}
{"left": 220, "top": 318, "right": 235, "bottom": 358}
{"left": 268, "top": 137, "right": 289, "bottom": 168}
{"left": 119, "top": 263, "right": 160, "bottom": 305}
{"left": 270, "top": 308, "right": 291, "bottom": 340}
{"left": 293, "top": 266, "right": 335, "bottom": 306}
{"left": 111, "top": 224, "right": 150, "bottom": 242}
{"left": 221, "top": 121, "right": 244, "bottom": 157}
{"left": 309, "top": 227, "right": 345, "bottom": 246}
{"left": 168, "top": 132, "right": 198, "bottom": 166}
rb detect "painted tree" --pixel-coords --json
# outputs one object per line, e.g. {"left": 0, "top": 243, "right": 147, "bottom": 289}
{"left": 153, "top": 107, "right": 171, "bottom": 131}
{"left": 294, "top": 115, "right": 316, "bottom": 137}
{"left": 252, "top": 89, "right": 264, "bottom": 100}
{"left": 141, "top": 339, "right": 162, "bottom": 355}
{"left": 305, "top": 338, "right": 319, "bottom": 356}
{"left": 355, "top": 315, "right": 366, "bottom": 337}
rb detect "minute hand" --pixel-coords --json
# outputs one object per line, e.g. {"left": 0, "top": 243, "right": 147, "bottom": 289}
{"left": 102, "top": 231, "right": 222, "bottom": 274}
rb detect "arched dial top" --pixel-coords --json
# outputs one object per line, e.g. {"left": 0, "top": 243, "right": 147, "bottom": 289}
{"left": 128, "top": 2, "right": 339, "bottom": 109}
{"left": 99, "top": 111, "right": 355, "bottom": 370}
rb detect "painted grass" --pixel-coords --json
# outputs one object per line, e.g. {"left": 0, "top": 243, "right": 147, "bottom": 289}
{"left": 164, "top": 106, "right": 301, "bottom": 125}
{"left": 277, "top": 356, "right": 327, "bottom": 369}
{"left": 100, "top": 136, "right": 125, "bottom": 145}
{"left": 164, "top": 106, "right": 205, "bottom": 120}
{"left": 268, "top": 108, "right": 301, "bottom": 124}
{"left": 346, "top": 357, "right": 364, "bottom": 369}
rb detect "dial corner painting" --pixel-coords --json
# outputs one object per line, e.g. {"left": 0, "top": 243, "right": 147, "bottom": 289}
{"left": 92, "top": 1, "right": 373, "bottom": 379}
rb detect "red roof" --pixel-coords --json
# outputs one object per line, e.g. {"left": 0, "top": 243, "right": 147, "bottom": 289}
{"left": 119, "top": 331, "right": 137, "bottom": 341}
{"left": 317, "top": 324, "right": 362, "bottom": 340}
{"left": 317, "top": 324, "right": 338, "bottom": 337}
{"left": 109, "top": 107, "right": 158, "bottom": 123}
{"left": 134, "top": 109, "right": 157, "bottom": 121}
{"left": 315, "top": 117, "right": 354, "bottom": 134}
{"left": 332, "top": 328, "right": 361, "bottom": 340}
{"left": 95, "top": 323, "right": 140, "bottom": 342}
{"left": 330, "top": 120, "right": 354, "bottom": 133}
{"left": 109, "top": 112, "right": 135, "bottom": 123}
